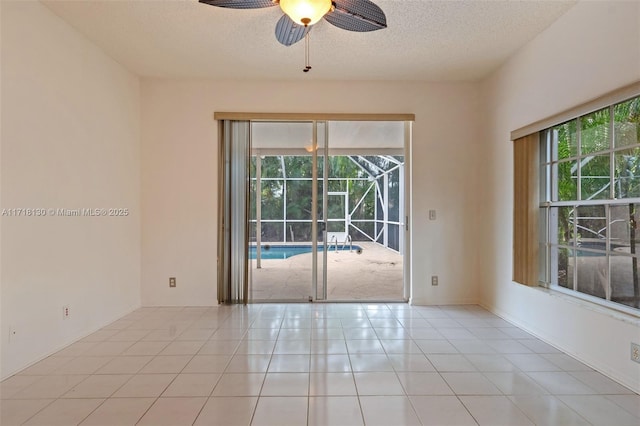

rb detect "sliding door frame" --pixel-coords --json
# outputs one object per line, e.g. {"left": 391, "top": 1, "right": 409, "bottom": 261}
{"left": 216, "top": 113, "right": 415, "bottom": 304}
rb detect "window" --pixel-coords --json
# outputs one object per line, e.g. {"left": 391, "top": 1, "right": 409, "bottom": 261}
{"left": 539, "top": 95, "right": 640, "bottom": 312}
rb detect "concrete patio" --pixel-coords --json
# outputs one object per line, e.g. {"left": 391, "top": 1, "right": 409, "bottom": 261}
{"left": 249, "top": 242, "right": 404, "bottom": 301}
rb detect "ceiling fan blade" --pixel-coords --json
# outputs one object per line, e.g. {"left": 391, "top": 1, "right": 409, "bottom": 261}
{"left": 275, "top": 14, "right": 311, "bottom": 46}
{"left": 199, "top": 0, "right": 277, "bottom": 9}
{"left": 324, "top": 0, "right": 387, "bottom": 32}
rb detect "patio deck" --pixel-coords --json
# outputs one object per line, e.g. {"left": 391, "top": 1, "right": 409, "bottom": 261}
{"left": 249, "top": 242, "right": 404, "bottom": 301}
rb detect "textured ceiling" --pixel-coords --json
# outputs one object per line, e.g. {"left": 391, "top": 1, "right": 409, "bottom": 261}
{"left": 42, "top": 0, "right": 576, "bottom": 81}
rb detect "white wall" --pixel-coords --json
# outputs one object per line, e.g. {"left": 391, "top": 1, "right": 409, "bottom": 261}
{"left": 0, "top": 1, "right": 141, "bottom": 379}
{"left": 141, "top": 79, "right": 482, "bottom": 306}
{"left": 479, "top": 0, "right": 640, "bottom": 392}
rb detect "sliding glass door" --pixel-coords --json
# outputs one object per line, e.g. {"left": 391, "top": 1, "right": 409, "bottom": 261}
{"left": 218, "top": 117, "right": 410, "bottom": 303}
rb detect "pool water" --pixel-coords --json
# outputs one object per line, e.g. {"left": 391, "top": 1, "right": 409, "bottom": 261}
{"left": 570, "top": 241, "right": 625, "bottom": 257}
{"left": 249, "top": 245, "right": 361, "bottom": 260}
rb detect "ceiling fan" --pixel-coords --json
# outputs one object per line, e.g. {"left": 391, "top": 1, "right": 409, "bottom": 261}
{"left": 199, "top": 0, "right": 387, "bottom": 71}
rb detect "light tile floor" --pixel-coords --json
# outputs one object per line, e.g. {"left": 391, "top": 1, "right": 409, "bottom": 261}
{"left": 1, "top": 304, "right": 638, "bottom": 426}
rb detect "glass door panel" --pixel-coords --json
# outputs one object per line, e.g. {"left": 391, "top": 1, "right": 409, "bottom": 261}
{"left": 249, "top": 121, "right": 316, "bottom": 301}
{"left": 324, "top": 121, "right": 406, "bottom": 301}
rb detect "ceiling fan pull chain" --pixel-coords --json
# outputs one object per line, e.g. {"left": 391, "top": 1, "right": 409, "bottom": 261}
{"left": 303, "top": 32, "right": 311, "bottom": 72}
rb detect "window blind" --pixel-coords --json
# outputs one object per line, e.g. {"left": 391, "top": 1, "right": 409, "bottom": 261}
{"left": 513, "top": 133, "right": 540, "bottom": 286}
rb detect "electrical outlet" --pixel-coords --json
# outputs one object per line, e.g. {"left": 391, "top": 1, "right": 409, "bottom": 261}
{"left": 63, "top": 305, "right": 70, "bottom": 319}
{"left": 169, "top": 277, "right": 176, "bottom": 288}
{"left": 431, "top": 276, "right": 438, "bottom": 286}
{"left": 632, "top": 342, "right": 640, "bottom": 364}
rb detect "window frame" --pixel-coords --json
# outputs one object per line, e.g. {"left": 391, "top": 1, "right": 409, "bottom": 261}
{"left": 536, "top": 92, "right": 640, "bottom": 316}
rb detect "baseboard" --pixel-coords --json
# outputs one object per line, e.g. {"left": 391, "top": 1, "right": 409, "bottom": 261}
{"left": 479, "top": 300, "right": 640, "bottom": 395}
{"left": 410, "top": 298, "right": 479, "bottom": 306}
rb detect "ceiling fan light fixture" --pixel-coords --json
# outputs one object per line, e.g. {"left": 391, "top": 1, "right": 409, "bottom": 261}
{"left": 279, "top": 0, "right": 332, "bottom": 26}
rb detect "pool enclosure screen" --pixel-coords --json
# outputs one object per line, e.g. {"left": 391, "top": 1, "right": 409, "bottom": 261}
{"left": 249, "top": 154, "right": 405, "bottom": 252}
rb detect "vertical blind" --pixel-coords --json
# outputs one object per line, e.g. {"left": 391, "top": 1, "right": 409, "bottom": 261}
{"left": 218, "top": 120, "right": 250, "bottom": 304}
{"left": 513, "top": 133, "right": 539, "bottom": 286}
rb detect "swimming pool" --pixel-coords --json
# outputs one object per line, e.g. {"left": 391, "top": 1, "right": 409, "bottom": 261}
{"left": 569, "top": 241, "right": 626, "bottom": 257}
{"left": 249, "top": 245, "right": 361, "bottom": 260}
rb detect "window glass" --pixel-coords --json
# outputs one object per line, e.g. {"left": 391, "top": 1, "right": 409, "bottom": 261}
{"left": 610, "top": 254, "right": 640, "bottom": 309}
{"left": 540, "top": 95, "right": 640, "bottom": 312}
{"left": 614, "top": 147, "right": 640, "bottom": 198}
{"left": 610, "top": 204, "right": 640, "bottom": 251}
{"left": 576, "top": 205, "right": 606, "bottom": 246}
{"left": 555, "top": 160, "right": 577, "bottom": 201}
{"left": 614, "top": 97, "right": 640, "bottom": 148}
{"left": 576, "top": 255, "right": 607, "bottom": 300}
{"left": 551, "top": 246, "right": 572, "bottom": 289}
{"left": 581, "top": 108, "right": 610, "bottom": 154}
{"left": 581, "top": 154, "right": 610, "bottom": 200}
{"left": 552, "top": 206, "right": 574, "bottom": 245}
{"left": 553, "top": 120, "right": 578, "bottom": 160}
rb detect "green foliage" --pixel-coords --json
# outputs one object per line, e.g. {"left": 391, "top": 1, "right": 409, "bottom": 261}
{"left": 615, "top": 96, "right": 640, "bottom": 198}
{"left": 554, "top": 121, "right": 577, "bottom": 243}
{"left": 580, "top": 109, "right": 610, "bottom": 200}
{"left": 581, "top": 108, "right": 609, "bottom": 154}
{"left": 555, "top": 120, "right": 577, "bottom": 202}
{"left": 553, "top": 96, "right": 640, "bottom": 245}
